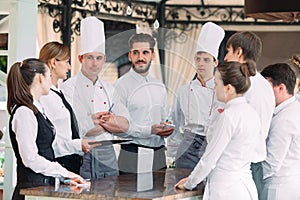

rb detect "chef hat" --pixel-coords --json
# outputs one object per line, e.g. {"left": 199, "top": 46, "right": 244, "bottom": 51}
{"left": 196, "top": 22, "right": 225, "bottom": 59}
{"left": 80, "top": 16, "right": 105, "bottom": 55}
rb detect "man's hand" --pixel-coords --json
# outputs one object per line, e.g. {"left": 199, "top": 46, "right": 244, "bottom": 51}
{"left": 92, "top": 112, "right": 113, "bottom": 125}
{"left": 151, "top": 123, "right": 174, "bottom": 137}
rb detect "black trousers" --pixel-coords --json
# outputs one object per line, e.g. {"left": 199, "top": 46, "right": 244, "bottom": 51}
{"left": 12, "top": 177, "right": 54, "bottom": 200}
{"left": 118, "top": 143, "right": 167, "bottom": 174}
{"left": 56, "top": 154, "right": 82, "bottom": 174}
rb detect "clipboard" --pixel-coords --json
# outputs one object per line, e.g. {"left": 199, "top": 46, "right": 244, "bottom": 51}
{"left": 88, "top": 139, "right": 132, "bottom": 146}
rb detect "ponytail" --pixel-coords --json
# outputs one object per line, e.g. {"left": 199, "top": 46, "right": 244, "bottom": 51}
{"left": 217, "top": 61, "right": 255, "bottom": 95}
{"left": 7, "top": 59, "right": 47, "bottom": 115}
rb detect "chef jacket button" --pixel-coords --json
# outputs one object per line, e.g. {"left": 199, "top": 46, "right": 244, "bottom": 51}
{"left": 190, "top": 89, "right": 193, "bottom": 91}
{"left": 91, "top": 100, "right": 94, "bottom": 103}
{"left": 104, "top": 102, "right": 107, "bottom": 104}
{"left": 86, "top": 84, "right": 89, "bottom": 87}
{"left": 100, "top": 86, "right": 103, "bottom": 89}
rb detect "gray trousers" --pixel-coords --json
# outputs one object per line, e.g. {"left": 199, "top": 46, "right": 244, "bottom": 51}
{"left": 175, "top": 130, "right": 207, "bottom": 169}
{"left": 251, "top": 162, "right": 263, "bottom": 200}
{"left": 80, "top": 144, "right": 119, "bottom": 179}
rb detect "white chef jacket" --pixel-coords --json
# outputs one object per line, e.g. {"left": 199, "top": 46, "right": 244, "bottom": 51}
{"left": 114, "top": 68, "right": 168, "bottom": 147}
{"left": 11, "top": 100, "right": 69, "bottom": 178}
{"left": 167, "top": 78, "right": 222, "bottom": 156}
{"left": 244, "top": 72, "right": 275, "bottom": 162}
{"left": 171, "top": 78, "right": 215, "bottom": 136}
{"left": 61, "top": 71, "right": 129, "bottom": 141}
{"left": 40, "top": 86, "right": 82, "bottom": 158}
{"left": 184, "top": 97, "right": 260, "bottom": 199}
{"left": 262, "top": 96, "right": 300, "bottom": 179}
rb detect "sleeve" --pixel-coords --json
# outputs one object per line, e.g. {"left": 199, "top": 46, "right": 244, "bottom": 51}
{"left": 12, "top": 107, "right": 69, "bottom": 178}
{"left": 262, "top": 118, "right": 293, "bottom": 179}
{"left": 184, "top": 113, "right": 234, "bottom": 190}
{"left": 126, "top": 123, "right": 152, "bottom": 138}
{"left": 110, "top": 84, "right": 130, "bottom": 120}
{"left": 114, "top": 81, "right": 152, "bottom": 138}
{"left": 53, "top": 138, "right": 83, "bottom": 157}
{"left": 166, "top": 89, "right": 183, "bottom": 157}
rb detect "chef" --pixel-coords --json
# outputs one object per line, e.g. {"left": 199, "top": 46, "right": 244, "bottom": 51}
{"left": 61, "top": 16, "right": 129, "bottom": 179}
{"left": 167, "top": 22, "right": 225, "bottom": 169}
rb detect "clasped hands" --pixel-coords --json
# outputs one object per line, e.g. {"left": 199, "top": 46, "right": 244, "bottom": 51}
{"left": 92, "top": 111, "right": 114, "bottom": 125}
{"left": 81, "top": 111, "right": 114, "bottom": 152}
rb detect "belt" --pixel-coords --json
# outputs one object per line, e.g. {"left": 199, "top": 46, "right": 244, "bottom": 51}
{"left": 121, "top": 143, "right": 165, "bottom": 153}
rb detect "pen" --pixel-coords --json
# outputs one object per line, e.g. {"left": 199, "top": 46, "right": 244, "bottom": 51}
{"left": 108, "top": 103, "right": 114, "bottom": 113}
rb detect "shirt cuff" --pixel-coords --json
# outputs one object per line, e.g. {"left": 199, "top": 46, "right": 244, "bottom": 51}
{"left": 71, "top": 139, "right": 83, "bottom": 155}
{"left": 184, "top": 177, "right": 196, "bottom": 190}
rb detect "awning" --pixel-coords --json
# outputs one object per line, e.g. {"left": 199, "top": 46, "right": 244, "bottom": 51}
{"left": 245, "top": 0, "right": 300, "bottom": 23}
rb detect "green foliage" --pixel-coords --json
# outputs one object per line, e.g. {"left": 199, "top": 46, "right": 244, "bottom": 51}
{"left": 0, "top": 56, "right": 7, "bottom": 73}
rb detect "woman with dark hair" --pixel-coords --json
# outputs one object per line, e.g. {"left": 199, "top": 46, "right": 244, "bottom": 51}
{"left": 175, "top": 61, "right": 260, "bottom": 200}
{"left": 7, "top": 58, "right": 83, "bottom": 200}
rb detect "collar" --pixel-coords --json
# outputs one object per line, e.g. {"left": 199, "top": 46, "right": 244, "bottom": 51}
{"left": 128, "top": 68, "right": 151, "bottom": 83}
{"left": 33, "top": 99, "right": 44, "bottom": 114}
{"left": 274, "top": 96, "right": 296, "bottom": 116}
{"left": 193, "top": 77, "right": 215, "bottom": 89}
{"left": 224, "top": 96, "right": 247, "bottom": 110}
{"left": 50, "top": 85, "right": 59, "bottom": 92}
{"left": 78, "top": 70, "right": 101, "bottom": 86}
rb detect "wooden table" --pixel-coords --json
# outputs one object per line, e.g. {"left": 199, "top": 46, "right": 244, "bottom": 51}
{"left": 21, "top": 168, "right": 204, "bottom": 200}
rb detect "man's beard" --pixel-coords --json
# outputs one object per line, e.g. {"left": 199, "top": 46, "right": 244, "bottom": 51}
{"left": 132, "top": 61, "right": 152, "bottom": 74}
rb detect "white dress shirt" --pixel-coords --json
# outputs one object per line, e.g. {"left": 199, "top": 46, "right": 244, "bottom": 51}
{"left": 61, "top": 71, "right": 129, "bottom": 141}
{"left": 40, "top": 86, "right": 82, "bottom": 158}
{"left": 114, "top": 68, "right": 169, "bottom": 147}
{"left": 184, "top": 97, "right": 260, "bottom": 199}
{"left": 11, "top": 100, "right": 69, "bottom": 177}
{"left": 261, "top": 96, "right": 300, "bottom": 199}
{"left": 244, "top": 72, "right": 275, "bottom": 162}
{"left": 262, "top": 96, "right": 300, "bottom": 179}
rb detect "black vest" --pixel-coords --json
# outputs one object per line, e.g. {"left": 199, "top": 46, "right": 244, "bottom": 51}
{"left": 9, "top": 105, "right": 56, "bottom": 186}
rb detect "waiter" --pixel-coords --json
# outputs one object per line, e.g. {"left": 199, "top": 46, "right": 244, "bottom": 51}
{"left": 115, "top": 33, "right": 174, "bottom": 174}
{"left": 168, "top": 22, "right": 225, "bottom": 169}
{"left": 61, "top": 16, "right": 129, "bottom": 179}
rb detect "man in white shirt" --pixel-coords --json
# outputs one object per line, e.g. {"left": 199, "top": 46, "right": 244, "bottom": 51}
{"left": 61, "top": 17, "right": 129, "bottom": 179}
{"left": 261, "top": 63, "right": 300, "bottom": 200}
{"left": 224, "top": 31, "right": 275, "bottom": 199}
{"left": 168, "top": 22, "right": 225, "bottom": 169}
{"left": 114, "top": 33, "right": 174, "bottom": 174}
